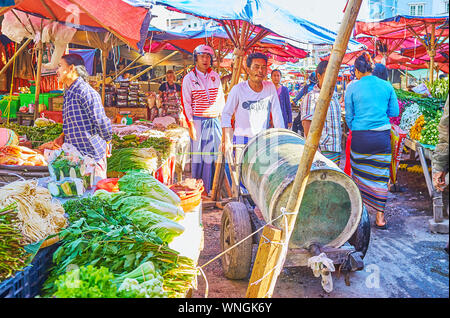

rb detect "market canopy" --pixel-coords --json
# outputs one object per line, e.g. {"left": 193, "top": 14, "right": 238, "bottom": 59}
{"left": 0, "top": 0, "right": 151, "bottom": 51}
{"left": 155, "top": 0, "right": 362, "bottom": 48}
{"left": 354, "top": 15, "right": 449, "bottom": 39}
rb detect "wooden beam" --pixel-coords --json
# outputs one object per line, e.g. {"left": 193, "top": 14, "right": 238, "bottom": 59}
{"left": 40, "top": 0, "right": 58, "bottom": 21}
{"left": 0, "top": 38, "right": 33, "bottom": 77}
{"left": 34, "top": 42, "right": 44, "bottom": 120}
{"left": 264, "top": 0, "right": 363, "bottom": 298}
{"left": 128, "top": 50, "right": 180, "bottom": 81}
{"left": 246, "top": 225, "right": 283, "bottom": 298}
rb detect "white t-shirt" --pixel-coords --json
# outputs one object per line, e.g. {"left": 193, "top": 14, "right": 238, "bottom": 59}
{"left": 221, "top": 81, "right": 284, "bottom": 138}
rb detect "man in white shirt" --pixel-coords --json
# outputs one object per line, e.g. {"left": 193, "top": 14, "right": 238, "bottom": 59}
{"left": 181, "top": 45, "right": 226, "bottom": 194}
{"left": 221, "top": 52, "right": 285, "bottom": 158}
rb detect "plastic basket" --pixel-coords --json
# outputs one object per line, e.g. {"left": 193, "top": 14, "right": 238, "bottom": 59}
{"left": 0, "top": 244, "right": 59, "bottom": 298}
{"left": 171, "top": 186, "right": 204, "bottom": 213}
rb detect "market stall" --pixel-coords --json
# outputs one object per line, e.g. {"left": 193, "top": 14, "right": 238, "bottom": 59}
{"left": 390, "top": 83, "right": 448, "bottom": 232}
{"left": 0, "top": 163, "right": 203, "bottom": 298}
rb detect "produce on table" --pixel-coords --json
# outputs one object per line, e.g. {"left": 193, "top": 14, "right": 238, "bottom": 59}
{"left": 0, "top": 180, "right": 67, "bottom": 244}
{"left": 0, "top": 122, "right": 62, "bottom": 149}
{"left": 117, "top": 170, "right": 181, "bottom": 206}
{"left": 107, "top": 148, "right": 159, "bottom": 173}
{"left": 419, "top": 110, "right": 443, "bottom": 146}
{"left": 409, "top": 115, "right": 425, "bottom": 141}
{"left": 41, "top": 194, "right": 196, "bottom": 298}
{"left": 34, "top": 117, "right": 56, "bottom": 128}
{"left": 0, "top": 203, "right": 30, "bottom": 282}
{"left": 53, "top": 266, "right": 122, "bottom": 298}
{"left": 399, "top": 103, "right": 422, "bottom": 137}
{"left": 47, "top": 178, "right": 85, "bottom": 198}
{"left": 426, "top": 77, "right": 449, "bottom": 101}
{"left": 49, "top": 150, "right": 83, "bottom": 181}
{"left": 111, "top": 134, "right": 173, "bottom": 161}
{"left": 394, "top": 88, "right": 424, "bottom": 100}
{"left": 0, "top": 145, "right": 46, "bottom": 166}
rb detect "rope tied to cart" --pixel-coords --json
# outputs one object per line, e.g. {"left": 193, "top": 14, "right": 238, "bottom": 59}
{"left": 195, "top": 206, "right": 298, "bottom": 297}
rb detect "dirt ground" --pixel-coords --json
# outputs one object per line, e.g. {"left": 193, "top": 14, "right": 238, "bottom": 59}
{"left": 191, "top": 160, "right": 449, "bottom": 298}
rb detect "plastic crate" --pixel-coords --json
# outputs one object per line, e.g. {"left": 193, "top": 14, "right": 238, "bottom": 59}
{"left": 0, "top": 243, "right": 59, "bottom": 298}
{"left": 0, "top": 97, "right": 20, "bottom": 119}
{"left": 18, "top": 93, "right": 51, "bottom": 108}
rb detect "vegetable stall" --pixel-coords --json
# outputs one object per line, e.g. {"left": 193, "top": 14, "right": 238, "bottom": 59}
{"left": 389, "top": 79, "right": 448, "bottom": 230}
{"left": 0, "top": 166, "right": 204, "bottom": 298}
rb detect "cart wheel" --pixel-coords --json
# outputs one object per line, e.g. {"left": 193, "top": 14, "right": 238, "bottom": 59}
{"left": 220, "top": 202, "right": 253, "bottom": 280}
{"left": 348, "top": 205, "right": 371, "bottom": 258}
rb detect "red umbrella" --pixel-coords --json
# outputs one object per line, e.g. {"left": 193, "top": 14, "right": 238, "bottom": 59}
{"left": 2, "top": 0, "right": 150, "bottom": 50}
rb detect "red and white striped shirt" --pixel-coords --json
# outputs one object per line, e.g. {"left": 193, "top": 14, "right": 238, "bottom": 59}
{"left": 181, "top": 68, "right": 225, "bottom": 121}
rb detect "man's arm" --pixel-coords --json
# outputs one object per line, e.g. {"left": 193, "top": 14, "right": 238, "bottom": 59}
{"left": 283, "top": 87, "right": 293, "bottom": 127}
{"left": 387, "top": 85, "right": 400, "bottom": 118}
{"left": 181, "top": 75, "right": 196, "bottom": 140}
{"left": 432, "top": 98, "right": 449, "bottom": 191}
{"left": 270, "top": 85, "right": 285, "bottom": 129}
{"left": 221, "top": 86, "right": 240, "bottom": 157}
{"left": 344, "top": 86, "right": 354, "bottom": 131}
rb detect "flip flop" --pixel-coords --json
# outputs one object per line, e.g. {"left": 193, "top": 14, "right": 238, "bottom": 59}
{"left": 374, "top": 222, "right": 388, "bottom": 230}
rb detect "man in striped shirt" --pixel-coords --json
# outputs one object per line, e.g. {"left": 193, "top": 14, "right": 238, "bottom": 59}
{"left": 301, "top": 60, "right": 342, "bottom": 164}
{"left": 181, "top": 45, "right": 226, "bottom": 194}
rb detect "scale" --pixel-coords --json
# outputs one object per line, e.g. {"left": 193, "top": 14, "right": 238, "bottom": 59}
{"left": 119, "top": 111, "right": 133, "bottom": 125}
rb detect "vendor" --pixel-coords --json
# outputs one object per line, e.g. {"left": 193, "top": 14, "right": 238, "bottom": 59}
{"left": 159, "top": 70, "right": 182, "bottom": 124}
{"left": 53, "top": 54, "right": 112, "bottom": 181}
{"left": 181, "top": 45, "right": 226, "bottom": 194}
{"left": 221, "top": 52, "right": 285, "bottom": 155}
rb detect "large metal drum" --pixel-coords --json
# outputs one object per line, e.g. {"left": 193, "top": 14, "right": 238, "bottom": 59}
{"left": 240, "top": 128, "right": 363, "bottom": 250}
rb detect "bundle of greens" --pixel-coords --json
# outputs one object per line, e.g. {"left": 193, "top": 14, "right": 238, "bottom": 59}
{"left": 41, "top": 195, "right": 196, "bottom": 298}
{"left": 107, "top": 148, "right": 159, "bottom": 173}
{"left": 419, "top": 110, "right": 443, "bottom": 146}
{"left": 0, "top": 203, "right": 30, "bottom": 281}
{"left": 0, "top": 122, "right": 63, "bottom": 148}
{"left": 117, "top": 170, "right": 181, "bottom": 206}
{"left": 426, "top": 77, "right": 449, "bottom": 101}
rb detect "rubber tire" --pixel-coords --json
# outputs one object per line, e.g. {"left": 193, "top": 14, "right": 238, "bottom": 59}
{"left": 220, "top": 202, "right": 253, "bottom": 280}
{"left": 348, "top": 205, "right": 371, "bottom": 258}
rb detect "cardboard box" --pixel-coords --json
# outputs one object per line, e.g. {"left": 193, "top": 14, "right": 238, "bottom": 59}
{"left": 48, "top": 96, "right": 64, "bottom": 111}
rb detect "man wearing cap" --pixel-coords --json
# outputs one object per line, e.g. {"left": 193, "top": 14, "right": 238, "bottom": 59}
{"left": 181, "top": 45, "right": 226, "bottom": 194}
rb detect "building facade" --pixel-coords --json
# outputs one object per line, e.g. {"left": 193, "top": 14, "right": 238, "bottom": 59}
{"left": 368, "top": 0, "right": 449, "bottom": 19}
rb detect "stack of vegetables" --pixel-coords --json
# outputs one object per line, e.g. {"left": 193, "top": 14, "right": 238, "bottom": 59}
{"left": 0, "top": 145, "right": 47, "bottom": 166}
{"left": 0, "top": 203, "right": 30, "bottom": 282}
{"left": 419, "top": 109, "right": 443, "bottom": 146}
{"left": 41, "top": 170, "right": 197, "bottom": 298}
{"left": 0, "top": 122, "right": 62, "bottom": 149}
{"left": 394, "top": 87, "right": 445, "bottom": 146}
{"left": 0, "top": 180, "right": 68, "bottom": 244}
{"left": 107, "top": 147, "right": 159, "bottom": 174}
{"left": 426, "top": 77, "right": 449, "bottom": 101}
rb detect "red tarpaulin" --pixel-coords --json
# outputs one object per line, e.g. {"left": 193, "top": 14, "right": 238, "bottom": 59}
{"left": 354, "top": 15, "right": 449, "bottom": 39}
{"left": 401, "top": 43, "right": 449, "bottom": 62}
{"left": 2, "top": 0, "right": 150, "bottom": 50}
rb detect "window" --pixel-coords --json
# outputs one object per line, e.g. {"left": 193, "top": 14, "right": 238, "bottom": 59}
{"left": 409, "top": 3, "right": 425, "bottom": 16}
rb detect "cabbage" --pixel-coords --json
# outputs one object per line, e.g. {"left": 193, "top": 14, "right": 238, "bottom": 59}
{"left": 118, "top": 171, "right": 181, "bottom": 206}
{"left": 113, "top": 196, "right": 184, "bottom": 220}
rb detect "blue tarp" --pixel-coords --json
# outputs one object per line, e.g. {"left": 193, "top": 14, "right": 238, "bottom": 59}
{"left": 148, "top": 25, "right": 190, "bottom": 41}
{"left": 0, "top": 0, "right": 15, "bottom": 7}
{"left": 69, "top": 48, "right": 97, "bottom": 75}
{"left": 155, "top": 0, "right": 362, "bottom": 49}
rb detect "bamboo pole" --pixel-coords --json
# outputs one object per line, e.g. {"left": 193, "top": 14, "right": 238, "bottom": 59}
{"left": 262, "top": 0, "right": 363, "bottom": 298}
{"left": 101, "top": 49, "right": 108, "bottom": 106}
{"left": 34, "top": 41, "right": 44, "bottom": 120}
{"left": 429, "top": 23, "right": 436, "bottom": 84}
{"left": 112, "top": 54, "right": 142, "bottom": 82}
{"left": 128, "top": 51, "right": 179, "bottom": 82}
{"left": 0, "top": 39, "right": 33, "bottom": 77}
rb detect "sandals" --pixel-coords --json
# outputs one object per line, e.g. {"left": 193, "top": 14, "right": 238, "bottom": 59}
{"left": 374, "top": 222, "right": 388, "bottom": 230}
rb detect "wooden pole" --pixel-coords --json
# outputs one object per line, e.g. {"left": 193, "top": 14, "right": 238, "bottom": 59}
{"left": 129, "top": 51, "right": 179, "bottom": 82}
{"left": 101, "top": 49, "right": 108, "bottom": 106}
{"left": 0, "top": 38, "right": 33, "bottom": 77}
{"left": 112, "top": 54, "right": 142, "bottom": 82}
{"left": 429, "top": 23, "right": 436, "bottom": 84}
{"left": 34, "top": 41, "right": 44, "bottom": 120}
{"left": 262, "top": 0, "right": 363, "bottom": 298}
{"left": 246, "top": 225, "right": 283, "bottom": 298}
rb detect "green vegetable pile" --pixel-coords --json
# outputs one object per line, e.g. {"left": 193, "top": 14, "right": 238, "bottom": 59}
{"left": 41, "top": 172, "right": 196, "bottom": 298}
{"left": 111, "top": 134, "right": 173, "bottom": 161}
{"left": 419, "top": 110, "right": 443, "bottom": 146}
{"left": 107, "top": 148, "right": 159, "bottom": 173}
{"left": 0, "top": 203, "right": 30, "bottom": 282}
{"left": 426, "top": 77, "right": 449, "bottom": 101}
{"left": 394, "top": 88, "right": 424, "bottom": 100}
{"left": 0, "top": 122, "right": 63, "bottom": 148}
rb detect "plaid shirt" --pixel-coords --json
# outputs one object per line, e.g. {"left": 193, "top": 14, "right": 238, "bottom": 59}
{"left": 63, "top": 77, "right": 112, "bottom": 161}
{"left": 301, "top": 84, "right": 342, "bottom": 153}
